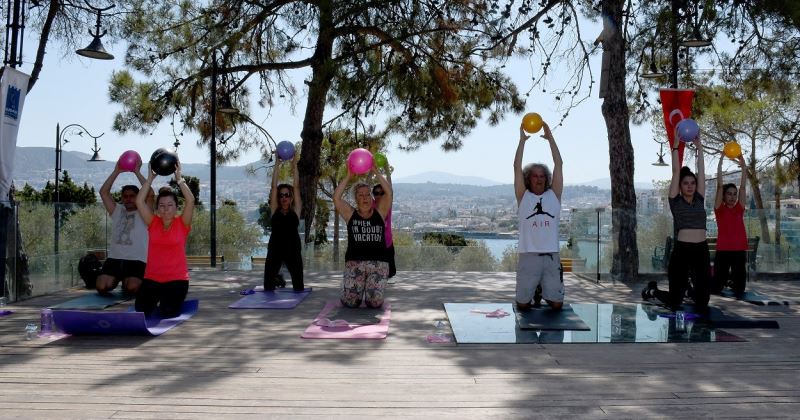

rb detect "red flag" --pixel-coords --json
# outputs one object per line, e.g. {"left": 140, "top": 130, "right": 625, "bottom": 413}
{"left": 659, "top": 89, "right": 694, "bottom": 165}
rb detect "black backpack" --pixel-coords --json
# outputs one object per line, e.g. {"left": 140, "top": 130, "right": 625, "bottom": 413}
{"left": 77, "top": 253, "right": 102, "bottom": 289}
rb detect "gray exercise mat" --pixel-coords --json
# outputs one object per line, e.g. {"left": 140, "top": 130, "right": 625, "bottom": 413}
{"left": 49, "top": 290, "right": 131, "bottom": 310}
{"left": 516, "top": 305, "right": 591, "bottom": 331}
{"left": 325, "top": 306, "right": 385, "bottom": 325}
{"left": 719, "top": 289, "right": 791, "bottom": 306}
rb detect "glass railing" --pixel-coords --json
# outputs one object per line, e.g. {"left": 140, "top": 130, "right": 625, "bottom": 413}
{"left": 3, "top": 201, "right": 798, "bottom": 301}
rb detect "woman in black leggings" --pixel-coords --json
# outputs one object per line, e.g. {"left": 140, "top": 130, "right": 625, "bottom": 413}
{"left": 643, "top": 127, "right": 709, "bottom": 311}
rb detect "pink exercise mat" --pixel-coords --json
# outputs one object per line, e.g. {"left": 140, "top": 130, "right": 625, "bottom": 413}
{"left": 301, "top": 301, "right": 391, "bottom": 340}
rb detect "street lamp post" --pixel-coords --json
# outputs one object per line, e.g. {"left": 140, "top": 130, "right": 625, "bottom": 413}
{"left": 54, "top": 123, "right": 104, "bottom": 282}
{"left": 210, "top": 52, "right": 218, "bottom": 267}
{"left": 596, "top": 207, "right": 605, "bottom": 283}
{"left": 207, "top": 50, "right": 239, "bottom": 267}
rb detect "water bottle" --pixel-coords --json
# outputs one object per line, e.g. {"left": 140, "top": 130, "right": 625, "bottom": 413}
{"left": 25, "top": 323, "right": 38, "bottom": 340}
{"left": 40, "top": 308, "right": 54, "bottom": 336}
{"left": 675, "top": 311, "right": 686, "bottom": 331}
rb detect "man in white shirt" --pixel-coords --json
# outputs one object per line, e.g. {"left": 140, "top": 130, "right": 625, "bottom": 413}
{"left": 513, "top": 120, "right": 564, "bottom": 311}
{"left": 96, "top": 161, "right": 153, "bottom": 295}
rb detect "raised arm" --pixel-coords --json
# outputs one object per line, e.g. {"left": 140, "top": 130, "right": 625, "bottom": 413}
{"left": 695, "top": 135, "right": 705, "bottom": 197}
{"left": 514, "top": 124, "right": 530, "bottom": 205}
{"left": 371, "top": 165, "right": 393, "bottom": 219}
{"left": 668, "top": 127, "right": 681, "bottom": 199}
{"left": 133, "top": 158, "right": 155, "bottom": 209}
{"left": 333, "top": 170, "right": 354, "bottom": 223}
{"left": 136, "top": 165, "right": 156, "bottom": 226}
{"left": 737, "top": 154, "right": 747, "bottom": 206}
{"left": 99, "top": 164, "right": 122, "bottom": 215}
{"left": 175, "top": 162, "right": 195, "bottom": 227}
{"left": 268, "top": 159, "right": 281, "bottom": 214}
{"left": 292, "top": 155, "right": 302, "bottom": 216}
{"left": 714, "top": 154, "right": 724, "bottom": 210}
{"left": 542, "top": 122, "right": 563, "bottom": 201}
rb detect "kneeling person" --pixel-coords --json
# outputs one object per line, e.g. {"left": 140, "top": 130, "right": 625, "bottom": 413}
{"left": 96, "top": 162, "right": 154, "bottom": 296}
{"left": 513, "top": 121, "right": 565, "bottom": 311}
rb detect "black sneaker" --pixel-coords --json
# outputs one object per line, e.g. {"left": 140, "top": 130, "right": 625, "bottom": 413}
{"left": 641, "top": 281, "right": 657, "bottom": 301}
{"left": 533, "top": 285, "right": 543, "bottom": 308}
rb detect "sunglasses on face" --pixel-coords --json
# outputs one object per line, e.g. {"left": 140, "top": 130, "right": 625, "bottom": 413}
{"left": 278, "top": 192, "right": 292, "bottom": 198}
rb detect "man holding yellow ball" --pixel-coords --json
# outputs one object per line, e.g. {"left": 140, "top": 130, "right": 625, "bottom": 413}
{"left": 513, "top": 113, "right": 564, "bottom": 311}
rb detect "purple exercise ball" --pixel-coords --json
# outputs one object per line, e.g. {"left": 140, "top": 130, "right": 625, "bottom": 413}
{"left": 677, "top": 118, "right": 699, "bottom": 142}
{"left": 276, "top": 141, "right": 295, "bottom": 160}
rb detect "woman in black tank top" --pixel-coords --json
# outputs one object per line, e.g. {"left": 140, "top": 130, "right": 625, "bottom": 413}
{"left": 264, "top": 155, "right": 304, "bottom": 291}
{"left": 333, "top": 164, "right": 393, "bottom": 308}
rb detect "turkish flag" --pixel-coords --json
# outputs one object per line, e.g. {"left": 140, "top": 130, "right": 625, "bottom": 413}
{"left": 659, "top": 88, "right": 694, "bottom": 165}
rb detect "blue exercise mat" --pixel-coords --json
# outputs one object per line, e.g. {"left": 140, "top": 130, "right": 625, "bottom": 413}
{"left": 52, "top": 300, "right": 198, "bottom": 336}
{"left": 229, "top": 288, "right": 312, "bottom": 309}
{"left": 49, "top": 290, "right": 131, "bottom": 310}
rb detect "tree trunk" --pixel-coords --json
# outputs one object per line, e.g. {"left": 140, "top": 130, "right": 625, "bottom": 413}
{"left": 600, "top": 0, "right": 638, "bottom": 281}
{"left": 747, "top": 168, "right": 771, "bottom": 244}
{"left": 298, "top": 1, "right": 335, "bottom": 243}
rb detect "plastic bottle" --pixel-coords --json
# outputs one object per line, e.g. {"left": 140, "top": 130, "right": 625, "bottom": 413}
{"left": 25, "top": 323, "right": 38, "bottom": 340}
{"left": 40, "top": 308, "right": 54, "bottom": 336}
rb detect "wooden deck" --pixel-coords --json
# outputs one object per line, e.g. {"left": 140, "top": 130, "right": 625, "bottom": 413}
{"left": 1, "top": 271, "right": 799, "bottom": 418}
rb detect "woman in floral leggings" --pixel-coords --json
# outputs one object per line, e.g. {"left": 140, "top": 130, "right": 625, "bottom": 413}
{"left": 333, "top": 164, "right": 392, "bottom": 308}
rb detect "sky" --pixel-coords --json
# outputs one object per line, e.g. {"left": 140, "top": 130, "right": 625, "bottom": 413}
{"left": 14, "top": 19, "right": 673, "bottom": 187}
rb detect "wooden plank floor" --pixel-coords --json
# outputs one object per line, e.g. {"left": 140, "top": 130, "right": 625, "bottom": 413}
{"left": 1, "top": 271, "right": 799, "bottom": 419}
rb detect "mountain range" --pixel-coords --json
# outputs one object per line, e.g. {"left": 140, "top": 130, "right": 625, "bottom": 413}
{"left": 11, "top": 147, "right": 651, "bottom": 190}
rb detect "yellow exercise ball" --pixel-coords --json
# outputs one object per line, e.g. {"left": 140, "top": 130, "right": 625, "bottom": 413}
{"left": 723, "top": 141, "right": 742, "bottom": 159}
{"left": 522, "top": 112, "right": 543, "bottom": 134}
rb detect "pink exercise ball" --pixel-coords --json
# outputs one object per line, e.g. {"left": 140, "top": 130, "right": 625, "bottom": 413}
{"left": 118, "top": 150, "right": 142, "bottom": 172}
{"left": 347, "top": 148, "right": 373, "bottom": 175}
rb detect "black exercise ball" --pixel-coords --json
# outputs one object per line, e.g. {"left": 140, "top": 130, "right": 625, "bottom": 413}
{"left": 150, "top": 148, "right": 168, "bottom": 163}
{"left": 149, "top": 148, "right": 178, "bottom": 176}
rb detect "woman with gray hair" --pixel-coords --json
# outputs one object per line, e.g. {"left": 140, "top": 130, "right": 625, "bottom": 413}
{"left": 333, "top": 164, "right": 393, "bottom": 308}
{"left": 513, "top": 119, "right": 564, "bottom": 311}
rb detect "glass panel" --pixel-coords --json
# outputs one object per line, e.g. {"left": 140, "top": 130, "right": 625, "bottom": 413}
{"left": 444, "top": 302, "right": 745, "bottom": 344}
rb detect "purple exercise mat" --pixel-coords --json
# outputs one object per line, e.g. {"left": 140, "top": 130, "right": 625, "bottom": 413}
{"left": 52, "top": 300, "right": 199, "bottom": 336}
{"left": 228, "top": 288, "right": 312, "bottom": 309}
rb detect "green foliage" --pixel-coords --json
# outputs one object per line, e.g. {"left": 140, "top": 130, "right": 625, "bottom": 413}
{"left": 317, "top": 127, "right": 389, "bottom": 198}
{"left": 498, "top": 244, "right": 519, "bottom": 272}
{"left": 186, "top": 204, "right": 261, "bottom": 262}
{"left": 422, "top": 232, "right": 468, "bottom": 248}
{"left": 167, "top": 176, "right": 203, "bottom": 208}
{"left": 452, "top": 243, "right": 497, "bottom": 271}
{"left": 257, "top": 202, "right": 271, "bottom": 235}
{"left": 15, "top": 172, "right": 97, "bottom": 225}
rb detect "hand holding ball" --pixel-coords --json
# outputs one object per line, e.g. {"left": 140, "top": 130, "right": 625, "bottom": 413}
{"left": 276, "top": 141, "right": 295, "bottom": 161}
{"left": 347, "top": 148, "right": 373, "bottom": 175}
{"left": 149, "top": 148, "right": 178, "bottom": 176}
{"left": 117, "top": 150, "right": 141, "bottom": 172}
{"left": 676, "top": 118, "right": 699, "bottom": 142}
{"left": 522, "top": 112, "right": 543, "bottom": 134}
{"left": 723, "top": 141, "right": 742, "bottom": 159}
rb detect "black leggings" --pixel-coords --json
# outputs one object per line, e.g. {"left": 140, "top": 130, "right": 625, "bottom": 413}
{"left": 264, "top": 248, "right": 304, "bottom": 291}
{"left": 662, "top": 240, "right": 710, "bottom": 310}
{"left": 713, "top": 250, "right": 746, "bottom": 294}
{"left": 135, "top": 279, "right": 189, "bottom": 318}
